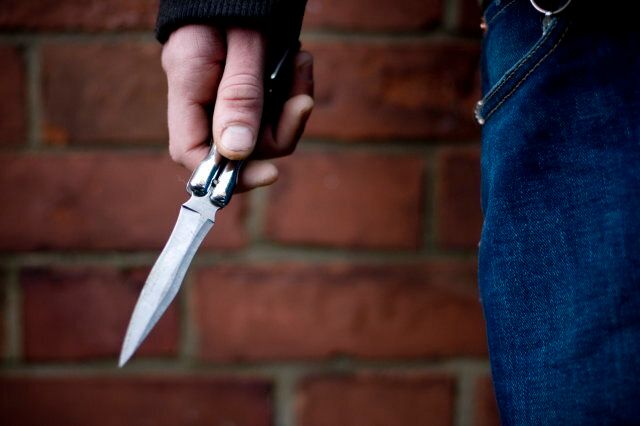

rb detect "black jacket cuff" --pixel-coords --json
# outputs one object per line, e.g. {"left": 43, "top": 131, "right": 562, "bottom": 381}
{"left": 156, "top": 0, "right": 307, "bottom": 45}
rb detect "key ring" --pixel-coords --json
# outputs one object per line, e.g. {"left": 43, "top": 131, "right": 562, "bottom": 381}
{"left": 529, "top": 0, "right": 572, "bottom": 16}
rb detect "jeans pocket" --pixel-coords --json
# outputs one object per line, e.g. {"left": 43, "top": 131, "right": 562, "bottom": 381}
{"left": 476, "top": 3, "right": 571, "bottom": 125}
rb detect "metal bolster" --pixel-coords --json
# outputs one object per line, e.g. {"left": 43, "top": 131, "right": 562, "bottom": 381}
{"left": 187, "top": 143, "right": 225, "bottom": 197}
{"left": 210, "top": 160, "right": 243, "bottom": 208}
{"left": 186, "top": 42, "right": 299, "bottom": 205}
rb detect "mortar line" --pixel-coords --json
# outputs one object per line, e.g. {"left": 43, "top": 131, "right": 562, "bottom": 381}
{"left": 453, "top": 362, "right": 489, "bottom": 426}
{"left": 2, "top": 138, "right": 481, "bottom": 155}
{"left": 1, "top": 357, "right": 490, "bottom": 374}
{"left": 0, "top": 246, "right": 477, "bottom": 269}
{"left": 443, "top": 0, "right": 461, "bottom": 33}
{"left": 24, "top": 40, "right": 42, "bottom": 149}
{"left": 0, "top": 32, "right": 156, "bottom": 43}
{"left": 4, "top": 267, "right": 22, "bottom": 362}
{"left": 178, "top": 271, "right": 198, "bottom": 363}
{"left": 0, "top": 29, "right": 481, "bottom": 44}
{"left": 300, "top": 30, "right": 479, "bottom": 43}
{"left": 421, "top": 146, "right": 438, "bottom": 253}
{"left": 273, "top": 368, "right": 301, "bottom": 426}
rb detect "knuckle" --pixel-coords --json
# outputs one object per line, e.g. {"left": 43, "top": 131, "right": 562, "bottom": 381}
{"left": 218, "top": 73, "right": 263, "bottom": 110}
{"left": 162, "top": 31, "right": 225, "bottom": 74}
{"left": 162, "top": 46, "right": 223, "bottom": 75}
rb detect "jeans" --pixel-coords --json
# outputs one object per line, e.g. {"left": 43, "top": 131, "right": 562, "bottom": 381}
{"left": 477, "top": 0, "right": 640, "bottom": 423}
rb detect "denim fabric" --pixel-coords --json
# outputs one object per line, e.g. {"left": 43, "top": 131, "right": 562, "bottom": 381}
{"left": 477, "top": 0, "right": 640, "bottom": 424}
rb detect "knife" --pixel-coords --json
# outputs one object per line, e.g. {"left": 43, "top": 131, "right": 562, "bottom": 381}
{"left": 119, "top": 42, "right": 299, "bottom": 367}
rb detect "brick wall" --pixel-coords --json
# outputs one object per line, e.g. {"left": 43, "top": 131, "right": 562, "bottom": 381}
{"left": 0, "top": 0, "right": 499, "bottom": 425}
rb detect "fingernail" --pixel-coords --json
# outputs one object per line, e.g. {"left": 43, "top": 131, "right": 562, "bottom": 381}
{"left": 221, "top": 125, "right": 254, "bottom": 153}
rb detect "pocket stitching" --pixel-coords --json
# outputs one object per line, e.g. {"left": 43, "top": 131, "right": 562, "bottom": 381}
{"left": 483, "top": 18, "right": 559, "bottom": 106}
{"left": 483, "top": 25, "right": 570, "bottom": 121}
{"left": 486, "top": 0, "right": 518, "bottom": 25}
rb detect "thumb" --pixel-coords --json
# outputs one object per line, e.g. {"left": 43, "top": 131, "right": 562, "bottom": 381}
{"left": 213, "top": 28, "right": 266, "bottom": 160}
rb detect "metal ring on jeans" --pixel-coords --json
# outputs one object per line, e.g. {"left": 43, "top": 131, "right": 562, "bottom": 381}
{"left": 529, "top": 0, "right": 572, "bottom": 16}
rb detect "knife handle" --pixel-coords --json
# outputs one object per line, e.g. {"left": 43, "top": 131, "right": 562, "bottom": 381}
{"left": 210, "top": 160, "right": 243, "bottom": 207}
{"left": 187, "top": 143, "right": 225, "bottom": 197}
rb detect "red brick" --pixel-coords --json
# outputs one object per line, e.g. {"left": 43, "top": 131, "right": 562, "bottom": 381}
{"left": 475, "top": 376, "right": 501, "bottom": 426}
{"left": 0, "top": 153, "right": 246, "bottom": 251}
{"left": 304, "top": 39, "right": 481, "bottom": 141}
{"left": 297, "top": 373, "right": 454, "bottom": 426}
{"left": 21, "top": 267, "right": 178, "bottom": 360}
{"left": 194, "top": 261, "right": 487, "bottom": 361}
{"left": 42, "top": 42, "right": 165, "bottom": 145}
{"left": 436, "top": 146, "right": 483, "bottom": 249}
{"left": 304, "top": 0, "right": 442, "bottom": 31}
{"left": 266, "top": 151, "right": 424, "bottom": 249}
{"left": 0, "top": 45, "right": 26, "bottom": 145}
{"left": 0, "top": 1, "right": 156, "bottom": 31}
{"left": 457, "top": 0, "right": 483, "bottom": 35}
{"left": 0, "top": 376, "right": 271, "bottom": 426}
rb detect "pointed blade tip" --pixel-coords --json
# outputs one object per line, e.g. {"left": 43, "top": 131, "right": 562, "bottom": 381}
{"left": 118, "top": 346, "right": 133, "bottom": 368}
{"left": 118, "top": 331, "right": 140, "bottom": 368}
{"left": 118, "top": 349, "right": 131, "bottom": 368}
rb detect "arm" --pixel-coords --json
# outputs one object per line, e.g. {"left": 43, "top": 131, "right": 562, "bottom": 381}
{"left": 157, "top": 0, "right": 313, "bottom": 191}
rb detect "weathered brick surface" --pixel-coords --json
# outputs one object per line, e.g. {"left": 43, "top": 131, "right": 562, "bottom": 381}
{"left": 297, "top": 373, "right": 454, "bottom": 426}
{"left": 266, "top": 151, "right": 424, "bottom": 249}
{"left": 436, "top": 146, "right": 483, "bottom": 249}
{"left": 475, "top": 376, "right": 501, "bottom": 426}
{"left": 41, "top": 39, "right": 481, "bottom": 145}
{"left": 21, "top": 267, "right": 178, "bottom": 360}
{"left": 304, "top": 0, "right": 442, "bottom": 31}
{"left": 0, "top": 2, "right": 492, "bottom": 424}
{"left": 0, "top": 376, "right": 272, "bottom": 426}
{"left": 42, "top": 42, "right": 166, "bottom": 145}
{"left": 0, "top": 153, "right": 246, "bottom": 251}
{"left": 0, "top": 45, "right": 26, "bottom": 145}
{"left": 194, "top": 261, "right": 487, "bottom": 361}
{"left": 304, "top": 39, "right": 481, "bottom": 141}
{"left": 0, "top": 1, "right": 156, "bottom": 31}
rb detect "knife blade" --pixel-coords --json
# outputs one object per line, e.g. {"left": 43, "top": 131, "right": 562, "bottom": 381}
{"left": 119, "top": 158, "right": 239, "bottom": 367}
{"left": 119, "top": 42, "right": 299, "bottom": 367}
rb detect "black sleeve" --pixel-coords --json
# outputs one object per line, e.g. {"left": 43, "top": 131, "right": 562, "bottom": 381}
{"left": 155, "top": 0, "right": 308, "bottom": 46}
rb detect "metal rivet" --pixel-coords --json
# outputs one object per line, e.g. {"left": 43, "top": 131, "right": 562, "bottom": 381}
{"left": 480, "top": 17, "right": 488, "bottom": 33}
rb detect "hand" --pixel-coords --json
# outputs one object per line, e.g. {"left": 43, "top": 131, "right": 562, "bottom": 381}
{"left": 161, "top": 25, "right": 314, "bottom": 191}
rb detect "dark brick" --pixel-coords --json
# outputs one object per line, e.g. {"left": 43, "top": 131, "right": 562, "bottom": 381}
{"left": 298, "top": 373, "right": 454, "bottom": 426}
{"left": 0, "top": 45, "right": 26, "bottom": 145}
{"left": 475, "top": 376, "right": 501, "bottom": 426}
{"left": 304, "top": 39, "right": 481, "bottom": 141}
{"left": 304, "top": 0, "right": 442, "bottom": 31}
{"left": 0, "top": 376, "right": 271, "bottom": 426}
{"left": 266, "top": 151, "right": 424, "bottom": 249}
{"left": 21, "top": 267, "right": 178, "bottom": 360}
{"left": 0, "top": 153, "right": 247, "bottom": 251}
{"left": 42, "top": 42, "right": 165, "bottom": 145}
{"left": 457, "top": 0, "right": 483, "bottom": 35}
{"left": 0, "top": 1, "right": 156, "bottom": 31}
{"left": 194, "top": 261, "right": 487, "bottom": 361}
{"left": 436, "top": 146, "right": 483, "bottom": 249}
